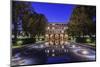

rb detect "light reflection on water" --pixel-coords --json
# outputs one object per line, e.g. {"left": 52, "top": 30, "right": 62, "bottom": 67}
{"left": 12, "top": 54, "right": 35, "bottom": 66}
{"left": 12, "top": 43, "right": 96, "bottom": 66}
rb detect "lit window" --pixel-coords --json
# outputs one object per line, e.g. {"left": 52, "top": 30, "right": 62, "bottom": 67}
{"left": 61, "top": 30, "right": 64, "bottom": 33}
{"left": 52, "top": 27, "right": 55, "bottom": 30}
{"left": 47, "top": 27, "right": 50, "bottom": 30}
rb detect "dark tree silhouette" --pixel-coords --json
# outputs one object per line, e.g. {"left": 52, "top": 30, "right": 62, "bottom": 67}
{"left": 67, "top": 5, "right": 96, "bottom": 39}
{"left": 27, "top": 13, "right": 48, "bottom": 37}
{"left": 12, "top": 1, "right": 48, "bottom": 43}
{"left": 12, "top": 1, "right": 34, "bottom": 43}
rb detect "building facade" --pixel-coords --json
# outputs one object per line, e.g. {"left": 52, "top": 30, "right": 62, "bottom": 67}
{"left": 45, "top": 23, "right": 68, "bottom": 45}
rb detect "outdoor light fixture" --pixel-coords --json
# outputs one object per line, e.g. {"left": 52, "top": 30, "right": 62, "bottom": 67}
{"left": 52, "top": 53, "right": 55, "bottom": 56}
{"left": 71, "top": 45, "right": 76, "bottom": 48}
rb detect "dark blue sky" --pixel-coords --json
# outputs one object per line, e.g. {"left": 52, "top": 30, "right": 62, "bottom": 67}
{"left": 32, "top": 2, "right": 75, "bottom": 23}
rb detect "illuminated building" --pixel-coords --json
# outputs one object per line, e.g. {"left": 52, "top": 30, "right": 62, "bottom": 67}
{"left": 45, "top": 23, "right": 68, "bottom": 45}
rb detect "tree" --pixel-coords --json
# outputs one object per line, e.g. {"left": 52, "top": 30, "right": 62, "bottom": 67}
{"left": 67, "top": 5, "right": 96, "bottom": 39}
{"left": 27, "top": 13, "right": 48, "bottom": 37}
{"left": 12, "top": 1, "right": 34, "bottom": 42}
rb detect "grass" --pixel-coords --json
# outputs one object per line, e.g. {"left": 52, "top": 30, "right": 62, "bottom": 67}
{"left": 12, "top": 43, "right": 23, "bottom": 49}
{"left": 84, "top": 43, "right": 96, "bottom": 47}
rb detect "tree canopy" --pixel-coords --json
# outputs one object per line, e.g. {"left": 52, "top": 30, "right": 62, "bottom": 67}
{"left": 12, "top": 1, "right": 48, "bottom": 41}
{"left": 67, "top": 5, "right": 96, "bottom": 37}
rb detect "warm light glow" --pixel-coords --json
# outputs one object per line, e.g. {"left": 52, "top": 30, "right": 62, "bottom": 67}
{"left": 61, "top": 30, "right": 64, "bottom": 33}
{"left": 65, "top": 41, "right": 68, "bottom": 44}
{"left": 60, "top": 34, "right": 63, "bottom": 37}
{"left": 65, "top": 34, "right": 68, "bottom": 37}
{"left": 45, "top": 42, "right": 49, "bottom": 45}
{"left": 47, "top": 27, "right": 50, "bottom": 30}
{"left": 45, "top": 34, "right": 48, "bottom": 37}
{"left": 52, "top": 27, "right": 55, "bottom": 30}
{"left": 60, "top": 41, "right": 64, "bottom": 45}
{"left": 50, "top": 41, "right": 53, "bottom": 45}
{"left": 55, "top": 42, "right": 58, "bottom": 45}
{"left": 50, "top": 34, "right": 53, "bottom": 37}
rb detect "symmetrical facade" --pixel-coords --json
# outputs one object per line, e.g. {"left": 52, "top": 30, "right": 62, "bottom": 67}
{"left": 45, "top": 23, "right": 68, "bottom": 45}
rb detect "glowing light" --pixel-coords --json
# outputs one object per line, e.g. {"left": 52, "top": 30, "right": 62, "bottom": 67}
{"left": 50, "top": 34, "right": 53, "bottom": 37}
{"left": 60, "top": 34, "right": 63, "bottom": 37}
{"left": 47, "top": 27, "right": 50, "bottom": 30}
{"left": 65, "top": 34, "right": 68, "bottom": 37}
{"left": 52, "top": 27, "right": 55, "bottom": 30}
{"left": 65, "top": 41, "right": 68, "bottom": 44}
{"left": 45, "top": 34, "right": 48, "bottom": 37}
{"left": 50, "top": 41, "right": 53, "bottom": 45}
{"left": 81, "top": 50, "right": 89, "bottom": 55}
{"left": 61, "top": 30, "right": 64, "bottom": 33}
{"left": 60, "top": 41, "right": 64, "bottom": 45}
{"left": 72, "top": 45, "right": 76, "bottom": 48}
{"left": 45, "top": 42, "right": 49, "bottom": 45}
{"left": 64, "top": 49, "right": 67, "bottom": 52}
{"left": 12, "top": 35, "right": 14, "bottom": 38}
{"left": 17, "top": 40, "right": 23, "bottom": 45}
{"left": 55, "top": 42, "right": 58, "bottom": 45}
{"left": 40, "top": 45, "right": 44, "bottom": 48}
{"left": 52, "top": 53, "right": 55, "bottom": 56}
{"left": 52, "top": 49, "right": 55, "bottom": 52}
{"left": 61, "top": 45, "right": 64, "bottom": 48}
{"left": 40, "top": 39, "right": 42, "bottom": 41}
{"left": 45, "top": 50, "right": 49, "bottom": 53}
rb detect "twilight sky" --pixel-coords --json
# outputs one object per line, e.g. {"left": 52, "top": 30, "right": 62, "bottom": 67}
{"left": 32, "top": 2, "right": 75, "bottom": 23}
